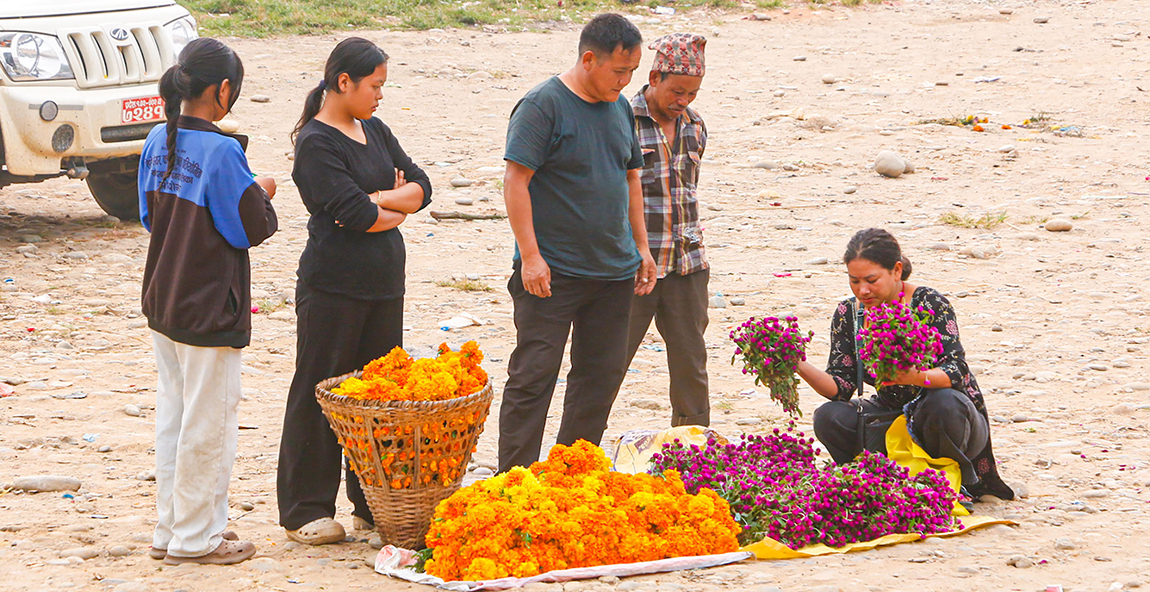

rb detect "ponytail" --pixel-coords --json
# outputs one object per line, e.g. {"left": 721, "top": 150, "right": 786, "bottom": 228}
{"left": 156, "top": 37, "right": 245, "bottom": 184}
{"left": 292, "top": 37, "right": 388, "bottom": 145}
{"left": 900, "top": 256, "right": 913, "bottom": 280}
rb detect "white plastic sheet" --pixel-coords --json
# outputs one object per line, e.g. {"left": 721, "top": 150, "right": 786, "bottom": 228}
{"left": 374, "top": 546, "right": 753, "bottom": 591}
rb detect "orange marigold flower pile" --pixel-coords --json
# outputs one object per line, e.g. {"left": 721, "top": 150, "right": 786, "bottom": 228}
{"left": 423, "top": 440, "right": 740, "bottom": 581}
{"left": 333, "top": 341, "right": 488, "bottom": 402}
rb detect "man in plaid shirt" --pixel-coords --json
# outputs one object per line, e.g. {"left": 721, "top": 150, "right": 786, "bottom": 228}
{"left": 622, "top": 33, "right": 711, "bottom": 426}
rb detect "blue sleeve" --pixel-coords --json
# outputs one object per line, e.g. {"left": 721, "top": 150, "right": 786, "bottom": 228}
{"left": 205, "top": 139, "right": 259, "bottom": 250}
{"left": 504, "top": 99, "right": 551, "bottom": 171}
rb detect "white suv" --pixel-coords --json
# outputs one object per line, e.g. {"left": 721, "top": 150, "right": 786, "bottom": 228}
{"left": 0, "top": 1, "right": 197, "bottom": 219}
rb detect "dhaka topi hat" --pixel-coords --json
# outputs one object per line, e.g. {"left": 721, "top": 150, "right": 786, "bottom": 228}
{"left": 649, "top": 33, "right": 706, "bottom": 77}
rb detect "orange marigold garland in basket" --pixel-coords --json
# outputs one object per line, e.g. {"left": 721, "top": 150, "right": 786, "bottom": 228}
{"left": 422, "top": 440, "right": 740, "bottom": 581}
{"left": 333, "top": 341, "right": 488, "bottom": 403}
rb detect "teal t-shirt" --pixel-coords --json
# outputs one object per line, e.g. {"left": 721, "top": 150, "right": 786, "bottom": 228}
{"left": 504, "top": 76, "right": 644, "bottom": 281}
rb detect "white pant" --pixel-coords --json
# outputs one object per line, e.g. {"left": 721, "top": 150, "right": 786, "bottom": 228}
{"left": 151, "top": 331, "right": 242, "bottom": 557}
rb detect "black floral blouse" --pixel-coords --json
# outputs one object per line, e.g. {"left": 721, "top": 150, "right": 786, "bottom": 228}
{"left": 825, "top": 286, "right": 983, "bottom": 412}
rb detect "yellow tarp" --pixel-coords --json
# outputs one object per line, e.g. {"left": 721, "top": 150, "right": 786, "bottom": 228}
{"left": 740, "top": 514, "right": 1016, "bottom": 559}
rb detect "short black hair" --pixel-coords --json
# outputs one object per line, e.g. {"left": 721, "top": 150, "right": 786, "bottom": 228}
{"left": 578, "top": 13, "right": 642, "bottom": 57}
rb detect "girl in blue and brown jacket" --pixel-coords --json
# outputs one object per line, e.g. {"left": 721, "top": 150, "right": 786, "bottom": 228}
{"left": 138, "top": 37, "right": 277, "bottom": 565}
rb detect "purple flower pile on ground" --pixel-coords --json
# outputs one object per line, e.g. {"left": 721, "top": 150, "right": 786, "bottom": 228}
{"left": 857, "top": 295, "right": 944, "bottom": 386}
{"left": 730, "top": 316, "right": 813, "bottom": 416}
{"left": 649, "top": 428, "right": 959, "bottom": 548}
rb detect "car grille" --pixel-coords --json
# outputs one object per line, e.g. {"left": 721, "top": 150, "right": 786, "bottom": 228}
{"left": 61, "top": 26, "right": 171, "bottom": 88}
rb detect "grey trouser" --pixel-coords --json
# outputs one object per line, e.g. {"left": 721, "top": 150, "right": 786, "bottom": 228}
{"left": 624, "top": 268, "right": 710, "bottom": 427}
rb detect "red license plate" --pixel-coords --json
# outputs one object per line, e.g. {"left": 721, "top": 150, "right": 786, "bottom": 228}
{"left": 121, "top": 96, "right": 165, "bottom": 124}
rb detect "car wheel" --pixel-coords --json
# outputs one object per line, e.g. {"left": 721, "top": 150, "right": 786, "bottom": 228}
{"left": 87, "top": 171, "right": 140, "bottom": 220}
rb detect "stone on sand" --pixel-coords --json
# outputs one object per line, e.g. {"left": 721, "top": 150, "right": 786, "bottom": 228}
{"left": 874, "top": 151, "right": 906, "bottom": 178}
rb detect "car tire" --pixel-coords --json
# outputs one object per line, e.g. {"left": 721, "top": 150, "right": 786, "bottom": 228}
{"left": 87, "top": 171, "right": 140, "bottom": 221}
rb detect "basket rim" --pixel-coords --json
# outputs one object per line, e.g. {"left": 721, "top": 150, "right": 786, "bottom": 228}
{"left": 315, "top": 371, "right": 493, "bottom": 411}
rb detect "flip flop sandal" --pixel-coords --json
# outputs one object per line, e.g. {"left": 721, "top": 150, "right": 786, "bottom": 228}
{"left": 284, "top": 517, "right": 346, "bottom": 545}
{"left": 149, "top": 530, "right": 238, "bottom": 560}
{"left": 162, "top": 539, "right": 255, "bottom": 565}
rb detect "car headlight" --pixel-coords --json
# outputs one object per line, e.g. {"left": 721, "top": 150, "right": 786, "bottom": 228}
{"left": 165, "top": 16, "right": 198, "bottom": 62}
{"left": 0, "top": 32, "right": 74, "bottom": 81}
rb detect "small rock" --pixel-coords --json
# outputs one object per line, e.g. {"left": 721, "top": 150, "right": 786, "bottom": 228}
{"left": 752, "top": 160, "right": 777, "bottom": 170}
{"left": 1054, "top": 538, "right": 1076, "bottom": 550}
{"left": 630, "top": 399, "right": 663, "bottom": 410}
{"left": 874, "top": 151, "right": 906, "bottom": 178}
{"left": 250, "top": 95, "right": 271, "bottom": 103}
{"left": 729, "top": 297, "right": 746, "bottom": 306}
{"left": 1112, "top": 403, "right": 1136, "bottom": 415}
{"left": 708, "top": 294, "right": 726, "bottom": 309}
{"left": 1045, "top": 218, "right": 1073, "bottom": 232}
{"left": 926, "top": 242, "right": 951, "bottom": 251}
{"left": 991, "top": 324, "right": 1004, "bottom": 332}
{"left": 781, "top": 163, "right": 799, "bottom": 172}
{"left": 1123, "top": 382, "right": 1150, "bottom": 391}
{"left": 15, "top": 245, "right": 38, "bottom": 254}
{"left": 1011, "top": 414, "right": 1031, "bottom": 423}
{"left": 903, "top": 160, "right": 916, "bottom": 174}
{"left": 63, "top": 252, "right": 88, "bottom": 260}
{"left": 1034, "top": 16, "right": 1049, "bottom": 24}
{"left": 1007, "top": 481, "right": 1029, "bottom": 498}
{"left": 1006, "top": 555, "right": 1034, "bottom": 568}
{"left": 59, "top": 546, "right": 101, "bottom": 560}
{"left": 450, "top": 177, "right": 474, "bottom": 188}
{"left": 454, "top": 197, "right": 474, "bottom": 206}
{"left": 21, "top": 235, "right": 42, "bottom": 243}
{"left": 735, "top": 418, "right": 762, "bottom": 426}
{"left": 368, "top": 533, "right": 383, "bottom": 549}
{"left": 844, "top": 185, "right": 857, "bottom": 194}
{"left": 599, "top": 576, "right": 621, "bottom": 585}
{"left": 821, "top": 74, "right": 836, "bottom": 84}
{"left": 1087, "top": 363, "right": 1108, "bottom": 371}
{"left": 98, "top": 445, "right": 112, "bottom": 453}
{"left": 472, "top": 467, "right": 494, "bottom": 477}
{"left": 123, "top": 404, "right": 143, "bottom": 417}
{"left": 999, "top": 8, "right": 1013, "bottom": 14}
{"left": 1083, "top": 490, "right": 1109, "bottom": 498}
{"left": 793, "top": 56, "right": 807, "bottom": 61}
{"left": 247, "top": 557, "right": 286, "bottom": 573}
{"left": 240, "top": 501, "right": 255, "bottom": 511}
{"left": 805, "top": 257, "right": 829, "bottom": 265}
{"left": 108, "top": 545, "right": 131, "bottom": 557}
{"left": 12, "top": 475, "right": 81, "bottom": 492}
{"left": 751, "top": 13, "right": 771, "bottom": 21}
{"left": 998, "top": 144, "right": 1016, "bottom": 154}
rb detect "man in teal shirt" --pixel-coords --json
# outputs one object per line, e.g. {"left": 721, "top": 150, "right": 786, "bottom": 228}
{"left": 499, "top": 13, "right": 657, "bottom": 472}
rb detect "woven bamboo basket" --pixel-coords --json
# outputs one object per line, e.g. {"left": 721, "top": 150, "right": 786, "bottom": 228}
{"left": 315, "top": 372, "right": 495, "bottom": 549}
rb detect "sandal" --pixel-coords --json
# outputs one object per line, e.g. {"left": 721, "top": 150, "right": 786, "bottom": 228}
{"left": 162, "top": 539, "right": 255, "bottom": 565}
{"left": 149, "top": 530, "right": 238, "bottom": 560}
{"left": 285, "top": 517, "right": 346, "bottom": 545}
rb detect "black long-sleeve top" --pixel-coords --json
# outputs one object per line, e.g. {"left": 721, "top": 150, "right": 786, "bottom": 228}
{"left": 292, "top": 117, "right": 432, "bottom": 299}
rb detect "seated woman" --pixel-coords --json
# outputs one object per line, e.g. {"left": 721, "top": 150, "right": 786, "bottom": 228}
{"left": 796, "top": 228, "right": 1013, "bottom": 500}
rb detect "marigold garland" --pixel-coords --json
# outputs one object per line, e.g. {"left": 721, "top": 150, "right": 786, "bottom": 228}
{"left": 333, "top": 341, "right": 488, "bottom": 402}
{"left": 327, "top": 342, "right": 489, "bottom": 489}
{"left": 423, "top": 440, "right": 740, "bottom": 581}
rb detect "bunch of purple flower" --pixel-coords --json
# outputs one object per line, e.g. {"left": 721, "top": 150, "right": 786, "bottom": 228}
{"left": 730, "top": 316, "right": 813, "bottom": 416}
{"left": 857, "top": 296, "right": 943, "bottom": 387}
{"left": 649, "top": 428, "right": 959, "bottom": 548}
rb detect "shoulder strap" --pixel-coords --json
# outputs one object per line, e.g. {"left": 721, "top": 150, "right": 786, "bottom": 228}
{"left": 852, "top": 298, "right": 866, "bottom": 399}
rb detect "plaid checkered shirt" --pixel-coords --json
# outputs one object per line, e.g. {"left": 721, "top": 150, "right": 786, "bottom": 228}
{"left": 631, "top": 87, "right": 709, "bottom": 279}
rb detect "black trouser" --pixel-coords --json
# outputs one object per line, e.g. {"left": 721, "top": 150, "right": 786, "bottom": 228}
{"left": 277, "top": 280, "right": 403, "bottom": 530}
{"left": 623, "top": 268, "right": 710, "bottom": 427}
{"left": 812, "top": 388, "right": 989, "bottom": 485}
{"left": 498, "top": 265, "right": 634, "bottom": 473}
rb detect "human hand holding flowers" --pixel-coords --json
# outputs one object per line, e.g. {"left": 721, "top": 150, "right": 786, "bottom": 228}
{"left": 858, "top": 294, "right": 943, "bottom": 390}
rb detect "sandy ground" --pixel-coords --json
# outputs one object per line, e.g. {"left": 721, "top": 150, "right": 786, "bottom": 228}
{"left": 3, "top": 0, "right": 1150, "bottom": 590}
